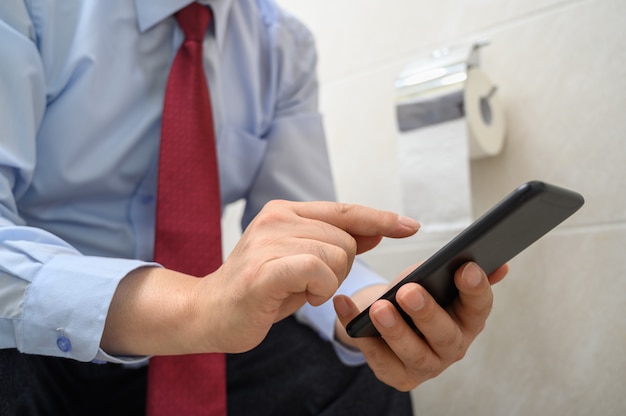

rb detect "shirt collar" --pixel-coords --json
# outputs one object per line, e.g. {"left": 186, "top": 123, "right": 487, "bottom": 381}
{"left": 135, "top": 0, "right": 233, "bottom": 50}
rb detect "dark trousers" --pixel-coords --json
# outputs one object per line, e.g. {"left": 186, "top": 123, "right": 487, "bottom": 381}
{"left": 0, "top": 316, "right": 412, "bottom": 415}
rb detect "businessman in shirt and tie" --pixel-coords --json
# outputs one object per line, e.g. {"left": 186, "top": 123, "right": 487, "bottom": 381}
{"left": 0, "top": 1, "right": 508, "bottom": 415}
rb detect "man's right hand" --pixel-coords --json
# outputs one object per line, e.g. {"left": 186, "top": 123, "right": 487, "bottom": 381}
{"left": 101, "top": 200, "right": 420, "bottom": 357}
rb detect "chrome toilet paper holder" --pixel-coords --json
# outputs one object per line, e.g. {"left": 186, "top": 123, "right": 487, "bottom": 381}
{"left": 394, "top": 41, "right": 505, "bottom": 159}
{"left": 395, "top": 41, "right": 489, "bottom": 131}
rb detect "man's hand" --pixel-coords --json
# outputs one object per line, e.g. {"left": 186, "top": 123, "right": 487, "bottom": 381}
{"left": 102, "top": 200, "right": 419, "bottom": 357}
{"left": 333, "top": 262, "right": 508, "bottom": 391}
{"left": 202, "top": 200, "right": 420, "bottom": 353}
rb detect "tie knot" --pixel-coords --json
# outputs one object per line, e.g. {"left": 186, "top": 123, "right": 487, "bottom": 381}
{"left": 176, "top": 2, "right": 212, "bottom": 42}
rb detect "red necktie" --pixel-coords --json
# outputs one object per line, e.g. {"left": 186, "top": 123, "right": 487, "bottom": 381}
{"left": 147, "top": 3, "right": 226, "bottom": 415}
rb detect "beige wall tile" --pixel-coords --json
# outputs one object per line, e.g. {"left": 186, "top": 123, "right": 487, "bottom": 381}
{"left": 258, "top": 0, "right": 626, "bottom": 413}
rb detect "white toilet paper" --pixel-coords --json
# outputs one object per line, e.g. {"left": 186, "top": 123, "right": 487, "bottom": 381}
{"left": 397, "top": 67, "right": 505, "bottom": 233}
{"left": 399, "top": 118, "right": 473, "bottom": 233}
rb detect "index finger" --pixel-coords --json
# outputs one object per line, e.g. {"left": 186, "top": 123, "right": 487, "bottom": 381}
{"left": 290, "top": 201, "right": 420, "bottom": 240}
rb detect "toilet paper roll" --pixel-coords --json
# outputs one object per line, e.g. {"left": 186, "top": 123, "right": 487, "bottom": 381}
{"left": 399, "top": 118, "right": 473, "bottom": 233}
{"left": 464, "top": 68, "right": 506, "bottom": 159}
{"left": 397, "top": 68, "right": 505, "bottom": 233}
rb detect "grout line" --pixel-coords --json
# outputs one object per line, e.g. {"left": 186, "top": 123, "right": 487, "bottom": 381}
{"left": 454, "top": 0, "right": 595, "bottom": 41}
{"left": 551, "top": 220, "right": 626, "bottom": 235}
{"left": 365, "top": 219, "right": 626, "bottom": 256}
{"left": 320, "top": 0, "right": 597, "bottom": 88}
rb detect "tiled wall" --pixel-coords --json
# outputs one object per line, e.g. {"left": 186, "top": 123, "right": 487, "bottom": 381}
{"left": 223, "top": 0, "right": 626, "bottom": 414}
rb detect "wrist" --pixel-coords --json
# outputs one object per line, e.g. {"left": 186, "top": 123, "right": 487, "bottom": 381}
{"left": 102, "top": 266, "right": 207, "bottom": 356}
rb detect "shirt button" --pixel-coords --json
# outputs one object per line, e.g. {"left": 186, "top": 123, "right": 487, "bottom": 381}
{"left": 140, "top": 195, "right": 154, "bottom": 204}
{"left": 56, "top": 335, "right": 72, "bottom": 353}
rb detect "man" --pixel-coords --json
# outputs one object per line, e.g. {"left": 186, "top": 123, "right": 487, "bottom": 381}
{"left": 0, "top": 0, "right": 507, "bottom": 414}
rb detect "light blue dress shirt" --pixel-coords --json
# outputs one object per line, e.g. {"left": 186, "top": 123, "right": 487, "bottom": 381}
{"left": 0, "top": 0, "right": 384, "bottom": 365}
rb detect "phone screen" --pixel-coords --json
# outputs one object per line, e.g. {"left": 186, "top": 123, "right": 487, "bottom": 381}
{"left": 346, "top": 181, "right": 584, "bottom": 338}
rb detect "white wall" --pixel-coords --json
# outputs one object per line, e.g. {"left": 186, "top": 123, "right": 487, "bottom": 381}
{"left": 228, "top": 0, "right": 626, "bottom": 414}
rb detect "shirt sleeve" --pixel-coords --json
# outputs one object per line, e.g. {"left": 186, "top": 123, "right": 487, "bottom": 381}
{"left": 243, "top": 4, "right": 387, "bottom": 365}
{"left": 0, "top": 4, "right": 152, "bottom": 364}
{"left": 3, "top": 232, "right": 156, "bottom": 363}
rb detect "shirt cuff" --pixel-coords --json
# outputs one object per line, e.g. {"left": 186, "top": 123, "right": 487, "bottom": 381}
{"left": 19, "top": 253, "right": 158, "bottom": 362}
{"left": 92, "top": 349, "right": 150, "bottom": 366}
{"left": 294, "top": 258, "right": 386, "bottom": 366}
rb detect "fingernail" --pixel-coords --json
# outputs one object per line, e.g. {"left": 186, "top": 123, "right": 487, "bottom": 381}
{"left": 372, "top": 305, "right": 397, "bottom": 328}
{"left": 463, "top": 262, "right": 483, "bottom": 287}
{"left": 398, "top": 215, "right": 420, "bottom": 231}
{"left": 400, "top": 288, "right": 425, "bottom": 311}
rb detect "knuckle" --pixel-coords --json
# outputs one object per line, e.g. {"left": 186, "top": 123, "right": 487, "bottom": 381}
{"left": 263, "top": 199, "right": 289, "bottom": 211}
{"left": 466, "top": 319, "right": 488, "bottom": 338}
{"left": 333, "top": 202, "right": 353, "bottom": 216}
{"left": 406, "top": 350, "right": 435, "bottom": 374}
{"left": 454, "top": 345, "right": 467, "bottom": 362}
{"left": 407, "top": 361, "right": 441, "bottom": 385}
{"left": 402, "top": 358, "right": 440, "bottom": 388}
{"left": 473, "top": 294, "right": 494, "bottom": 314}
{"left": 270, "top": 253, "right": 316, "bottom": 283}
{"left": 395, "top": 378, "right": 419, "bottom": 393}
{"left": 334, "top": 247, "right": 351, "bottom": 276}
{"left": 378, "top": 210, "right": 395, "bottom": 227}
{"left": 317, "top": 243, "right": 350, "bottom": 279}
{"left": 476, "top": 320, "right": 487, "bottom": 334}
{"left": 252, "top": 201, "right": 293, "bottom": 229}
{"left": 263, "top": 199, "right": 292, "bottom": 214}
{"left": 343, "top": 234, "right": 358, "bottom": 257}
{"left": 251, "top": 210, "right": 278, "bottom": 229}
{"left": 439, "top": 336, "right": 467, "bottom": 363}
{"left": 434, "top": 330, "right": 467, "bottom": 362}
{"left": 363, "top": 347, "right": 395, "bottom": 380}
{"left": 460, "top": 300, "right": 493, "bottom": 329}
{"left": 270, "top": 258, "right": 294, "bottom": 282}
{"left": 441, "top": 332, "right": 463, "bottom": 351}
{"left": 327, "top": 224, "right": 357, "bottom": 259}
{"left": 299, "top": 252, "right": 323, "bottom": 273}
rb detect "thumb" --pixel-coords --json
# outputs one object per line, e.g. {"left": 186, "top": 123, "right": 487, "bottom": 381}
{"left": 333, "top": 294, "right": 362, "bottom": 327}
{"left": 353, "top": 235, "right": 384, "bottom": 255}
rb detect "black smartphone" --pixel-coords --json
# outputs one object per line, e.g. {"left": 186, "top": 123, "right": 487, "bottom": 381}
{"left": 346, "top": 180, "right": 585, "bottom": 338}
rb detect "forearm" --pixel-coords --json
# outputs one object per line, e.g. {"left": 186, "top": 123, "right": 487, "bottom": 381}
{"left": 101, "top": 267, "right": 210, "bottom": 357}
